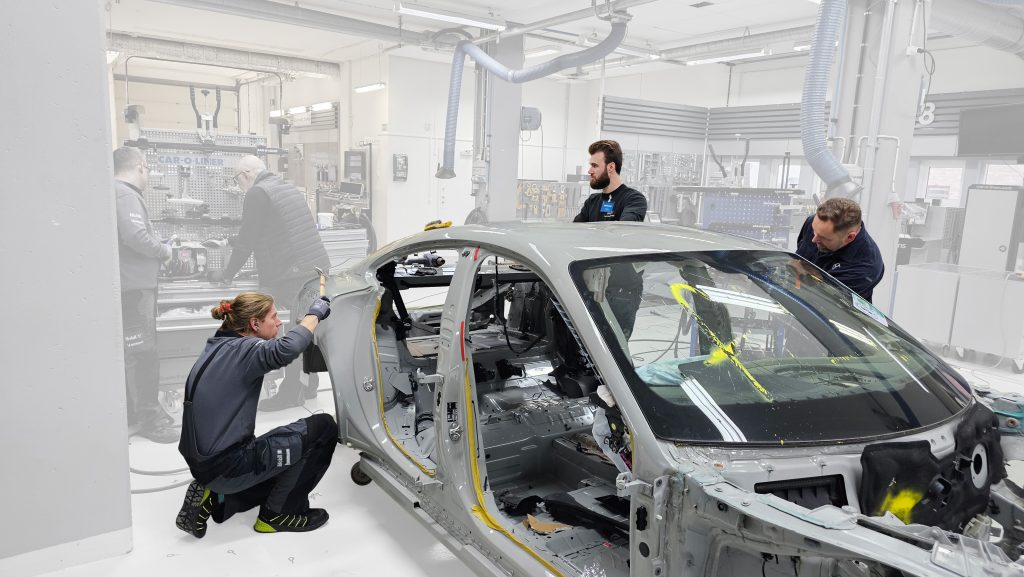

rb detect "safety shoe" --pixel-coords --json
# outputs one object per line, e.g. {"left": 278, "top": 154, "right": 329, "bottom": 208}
{"left": 253, "top": 507, "right": 329, "bottom": 533}
{"left": 175, "top": 481, "right": 214, "bottom": 539}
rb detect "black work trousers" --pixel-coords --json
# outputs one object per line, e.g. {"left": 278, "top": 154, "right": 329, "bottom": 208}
{"left": 121, "top": 289, "right": 162, "bottom": 426}
{"left": 204, "top": 413, "right": 337, "bottom": 517}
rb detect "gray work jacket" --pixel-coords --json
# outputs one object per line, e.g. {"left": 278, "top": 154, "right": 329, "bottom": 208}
{"left": 115, "top": 179, "right": 170, "bottom": 291}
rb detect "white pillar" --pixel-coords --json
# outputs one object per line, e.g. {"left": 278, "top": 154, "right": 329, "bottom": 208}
{"left": 0, "top": 1, "right": 134, "bottom": 574}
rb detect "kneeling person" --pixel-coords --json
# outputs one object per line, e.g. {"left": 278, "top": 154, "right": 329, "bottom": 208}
{"left": 176, "top": 291, "right": 336, "bottom": 537}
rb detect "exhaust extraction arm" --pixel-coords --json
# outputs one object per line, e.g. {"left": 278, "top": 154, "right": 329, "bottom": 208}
{"left": 436, "top": 19, "right": 629, "bottom": 178}
{"left": 801, "top": 0, "right": 861, "bottom": 198}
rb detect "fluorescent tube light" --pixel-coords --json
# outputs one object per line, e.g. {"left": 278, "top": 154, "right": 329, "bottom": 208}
{"left": 269, "top": 110, "right": 284, "bottom": 118}
{"left": 353, "top": 82, "right": 386, "bottom": 93}
{"left": 396, "top": 2, "right": 506, "bottom": 31}
{"left": 685, "top": 49, "right": 767, "bottom": 66}
{"left": 287, "top": 106, "right": 309, "bottom": 115}
{"left": 525, "top": 46, "right": 561, "bottom": 59}
{"left": 793, "top": 43, "right": 812, "bottom": 52}
{"left": 310, "top": 101, "right": 335, "bottom": 112}
{"left": 614, "top": 46, "right": 661, "bottom": 60}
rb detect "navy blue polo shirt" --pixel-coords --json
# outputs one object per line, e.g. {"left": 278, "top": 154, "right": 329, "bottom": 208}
{"left": 795, "top": 215, "right": 885, "bottom": 302}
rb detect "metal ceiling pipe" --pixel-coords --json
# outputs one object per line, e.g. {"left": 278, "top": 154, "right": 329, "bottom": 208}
{"left": 931, "top": 0, "right": 1024, "bottom": 56}
{"left": 437, "top": 20, "right": 628, "bottom": 178}
{"left": 150, "top": 0, "right": 428, "bottom": 45}
{"left": 659, "top": 25, "right": 816, "bottom": 60}
{"left": 472, "top": 0, "right": 658, "bottom": 45}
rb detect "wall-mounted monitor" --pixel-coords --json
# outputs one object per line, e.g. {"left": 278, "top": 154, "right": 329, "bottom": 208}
{"left": 957, "top": 103, "right": 1024, "bottom": 157}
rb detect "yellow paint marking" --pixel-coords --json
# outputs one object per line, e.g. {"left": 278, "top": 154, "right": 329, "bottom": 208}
{"left": 669, "top": 284, "right": 774, "bottom": 402}
{"left": 877, "top": 489, "right": 923, "bottom": 523}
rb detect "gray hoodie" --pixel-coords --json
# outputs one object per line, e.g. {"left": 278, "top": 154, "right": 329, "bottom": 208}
{"left": 115, "top": 179, "right": 171, "bottom": 290}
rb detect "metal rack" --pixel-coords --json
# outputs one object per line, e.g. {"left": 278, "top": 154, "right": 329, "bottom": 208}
{"left": 516, "top": 180, "right": 588, "bottom": 221}
{"left": 674, "top": 186, "right": 798, "bottom": 247}
{"left": 132, "top": 128, "right": 272, "bottom": 274}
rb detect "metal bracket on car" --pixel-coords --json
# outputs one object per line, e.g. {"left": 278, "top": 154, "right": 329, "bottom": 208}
{"left": 416, "top": 369, "right": 445, "bottom": 387}
{"left": 448, "top": 423, "right": 463, "bottom": 442}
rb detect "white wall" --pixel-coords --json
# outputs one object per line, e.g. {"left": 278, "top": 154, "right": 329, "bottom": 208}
{"left": 0, "top": 1, "right": 133, "bottom": 574}
{"left": 367, "top": 55, "right": 477, "bottom": 243}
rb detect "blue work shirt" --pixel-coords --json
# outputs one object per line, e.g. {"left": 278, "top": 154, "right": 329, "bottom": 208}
{"left": 795, "top": 215, "right": 885, "bottom": 302}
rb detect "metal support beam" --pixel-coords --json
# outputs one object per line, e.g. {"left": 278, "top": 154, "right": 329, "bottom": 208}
{"left": 112, "top": 74, "right": 237, "bottom": 93}
{"left": 473, "top": 0, "right": 658, "bottom": 45}
{"left": 831, "top": 0, "right": 930, "bottom": 312}
{"left": 150, "top": 0, "right": 428, "bottom": 45}
{"left": 109, "top": 32, "right": 340, "bottom": 77}
{"left": 474, "top": 36, "right": 524, "bottom": 222}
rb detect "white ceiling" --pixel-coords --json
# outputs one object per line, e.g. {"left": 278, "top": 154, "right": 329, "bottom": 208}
{"left": 108, "top": 0, "right": 821, "bottom": 78}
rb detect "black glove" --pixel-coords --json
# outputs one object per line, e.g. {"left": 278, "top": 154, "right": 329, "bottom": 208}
{"left": 307, "top": 296, "right": 331, "bottom": 321}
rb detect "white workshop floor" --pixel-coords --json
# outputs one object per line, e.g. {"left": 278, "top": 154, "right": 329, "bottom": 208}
{"left": 34, "top": 348, "right": 1024, "bottom": 577}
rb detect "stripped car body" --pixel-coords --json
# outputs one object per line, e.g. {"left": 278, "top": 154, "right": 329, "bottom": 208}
{"left": 303, "top": 221, "right": 1024, "bottom": 577}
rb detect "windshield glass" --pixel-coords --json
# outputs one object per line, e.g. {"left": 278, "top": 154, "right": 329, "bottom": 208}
{"left": 570, "top": 250, "right": 971, "bottom": 445}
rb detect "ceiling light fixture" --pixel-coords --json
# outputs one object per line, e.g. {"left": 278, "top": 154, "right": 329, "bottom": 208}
{"left": 287, "top": 106, "right": 309, "bottom": 114}
{"left": 793, "top": 43, "right": 811, "bottom": 52}
{"left": 396, "top": 2, "right": 506, "bottom": 31}
{"left": 269, "top": 110, "right": 284, "bottom": 118}
{"left": 685, "top": 49, "right": 767, "bottom": 66}
{"left": 354, "top": 82, "right": 386, "bottom": 93}
{"left": 525, "top": 46, "right": 561, "bottom": 59}
{"left": 310, "top": 101, "right": 335, "bottom": 112}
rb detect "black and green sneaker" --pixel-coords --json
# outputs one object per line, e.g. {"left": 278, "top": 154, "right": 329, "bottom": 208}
{"left": 253, "top": 507, "right": 329, "bottom": 533}
{"left": 175, "top": 481, "right": 214, "bottom": 538}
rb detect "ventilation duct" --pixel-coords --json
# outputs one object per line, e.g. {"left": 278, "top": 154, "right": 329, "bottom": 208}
{"left": 436, "top": 20, "right": 628, "bottom": 178}
{"left": 931, "top": 0, "right": 1024, "bottom": 57}
{"left": 801, "top": 0, "right": 859, "bottom": 197}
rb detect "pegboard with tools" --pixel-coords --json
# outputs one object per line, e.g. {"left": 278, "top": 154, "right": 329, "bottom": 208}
{"left": 131, "top": 128, "right": 271, "bottom": 276}
{"left": 516, "top": 180, "right": 588, "bottom": 221}
{"left": 675, "top": 186, "right": 798, "bottom": 248}
{"left": 620, "top": 151, "right": 703, "bottom": 190}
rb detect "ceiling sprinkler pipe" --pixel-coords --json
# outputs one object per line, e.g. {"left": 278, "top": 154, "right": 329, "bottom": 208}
{"left": 801, "top": 0, "right": 861, "bottom": 198}
{"left": 436, "top": 20, "right": 628, "bottom": 178}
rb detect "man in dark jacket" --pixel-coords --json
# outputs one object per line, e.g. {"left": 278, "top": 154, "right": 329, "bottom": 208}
{"left": 213, "top": 156, "right": 330, "bottom": 411}
{"left": 573, "top": 140, "right": 647, "bottom": 337}
{"left": 795, "top": 197, "right": 885, "bottom": 302}
{"left": 113, "top": 146, "right": 178, "bottom": 443}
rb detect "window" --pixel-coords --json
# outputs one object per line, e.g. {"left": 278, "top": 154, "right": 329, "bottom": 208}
{"left": 746, "top": 160, "right": 760, "bottom": 188}
{"left": 920, "top": 164, "right": 965, "bottom": 207}
{"left": 776, "top": 162, "right": 801, "bottom": 189}
{"left": 983, "top": 162, "right": 1024, "bottom": 186}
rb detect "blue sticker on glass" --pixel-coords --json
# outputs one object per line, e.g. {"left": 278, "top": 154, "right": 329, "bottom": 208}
{"left": 600, "top": 200, "right": 615, "bottom": 214}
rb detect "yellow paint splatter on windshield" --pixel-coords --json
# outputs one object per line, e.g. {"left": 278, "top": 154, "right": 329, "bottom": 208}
{"left": 669, "top": 283, "right": 774, "bottom": 403}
